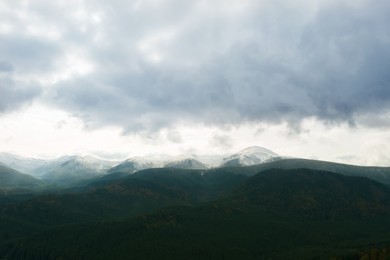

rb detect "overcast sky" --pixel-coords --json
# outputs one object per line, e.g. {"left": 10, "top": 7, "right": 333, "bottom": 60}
{"left": 1, "top": 0, "right": 390, "bottom": 165}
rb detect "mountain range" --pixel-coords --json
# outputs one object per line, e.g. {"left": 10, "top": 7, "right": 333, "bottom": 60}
{"left": 1, "top": 146, "right": 390, "bottom": 258}
{"left": 2, "top": 140, "right": 390, "bottom": 258}
{"left": 2, "top": 146, "right": 390, "bottom": 191}
{"left": 0, "top": 146, "right": 281, "bottom": 187}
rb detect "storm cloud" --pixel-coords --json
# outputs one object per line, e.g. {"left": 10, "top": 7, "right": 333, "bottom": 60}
{"left": 1, "top": 0, "right": 390, "bottom": 132}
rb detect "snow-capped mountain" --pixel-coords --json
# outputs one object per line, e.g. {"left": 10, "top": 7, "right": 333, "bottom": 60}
{"left": 221, "top": 146, "right": 279, "bottom": 167}
{"left": 0, "top": 146, "right": 281, "bottom": 183}
{"left": 107, "top": 157, "right": 156, "bottom": 174}
{"left": 37, "top": 156, "right": 118, "bottom": 185}
{"left": 0, "top": 153, "right": 51, "bottom": 176}
{"left": 106, "top": 155, "right": 211, "bottom": 175}
{"left": 164, "top": 157, "right": 209, "bottom": 170}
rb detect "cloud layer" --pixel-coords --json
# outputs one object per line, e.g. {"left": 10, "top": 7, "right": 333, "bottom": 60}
{"left": 1, "top": 0, "right": 390, "bottom": 132}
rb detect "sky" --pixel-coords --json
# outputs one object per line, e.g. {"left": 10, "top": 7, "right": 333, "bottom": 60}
{"left": 0, "top": 0, "right": 390, "bottom": 165}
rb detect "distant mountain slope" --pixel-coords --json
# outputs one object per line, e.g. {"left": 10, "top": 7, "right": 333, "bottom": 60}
{"left": 0, "top": 165, "right": 47, "bottom": 192}
{"left": 164, "top": 158, "right": 209, "bottom": 170}
{"left": 221, "top": 146, "right": 279, "bottom": 167}
{"left": 0, "top": 153, "right": 50, "bottom": 176}
{"left": 106, "top": 157, "right": 155, "bottom": 175}
{"left": 240, "top": 158, "right": 390, "bottom": 185}
{"left": 106, "top": 156, "right": 211, "bottom": 177}
{"left": 39, "top": 156, "right": 117, "bottom": 186}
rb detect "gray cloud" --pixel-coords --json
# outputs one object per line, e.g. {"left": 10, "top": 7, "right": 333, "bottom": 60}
{"left": 0, "top": 61, "right": 14, "bottom": 72}
{"left": 0, "top": 75, "right": 41, "bottom": 113}
{"left": 166, "top": 130, "right": 182, "bottom": 143}
{"left": 209, "top": 134, "right": 233, "bottom": 150}
{"left": 0, "top": 34, "right": 62, "bottom": 74}
{"left": 1, "top": 0, "right": 390, "bottom": 132}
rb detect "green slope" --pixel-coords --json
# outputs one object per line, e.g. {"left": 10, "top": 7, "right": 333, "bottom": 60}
{"left": 0, "top": 167, "right": 246, "bottom": 241}
{"left": 0, "top": 164, "right": 47, "bottom": 193}
{"left": 233, "top": 168, "right": 390, "bottom": 218}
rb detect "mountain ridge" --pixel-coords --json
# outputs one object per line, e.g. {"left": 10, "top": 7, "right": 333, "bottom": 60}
{"left": 3, "top": 147, "right": 390, "bottom": 189}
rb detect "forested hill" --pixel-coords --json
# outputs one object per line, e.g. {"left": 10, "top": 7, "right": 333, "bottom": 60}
{"left": 1, "top": 168, "right": 390, "bottom": 259}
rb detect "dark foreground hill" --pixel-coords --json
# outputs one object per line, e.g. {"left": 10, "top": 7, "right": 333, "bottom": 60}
{"left": 1, "top": 168, "right": 390, "bottom": 259}
{"left": 0, "top": 167, "right": 246, "bottom": 241}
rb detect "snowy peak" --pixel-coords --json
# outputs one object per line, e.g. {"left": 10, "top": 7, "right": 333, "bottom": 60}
{"left": 34, "top": 155, "right": 119, "bottom": 186}
{"left": 107, "top": 155, "right": 210, "bottom": 174}
{"left": 107, "top": 157, "right": 155, "bottom": 174}
{"left": 164, "top": 158, "right": 209, "bottom": 170}
{"left": 221, "top": 146, "right": 279, "bottom": 167}
{"left": 0, "top": 146, "right": 280, "bottom": 183}
{"left": 237, "top": 146, "right": 278, "bottom": 157}
{"left": 62, "top": 155, "right": 118, "bottom": 172}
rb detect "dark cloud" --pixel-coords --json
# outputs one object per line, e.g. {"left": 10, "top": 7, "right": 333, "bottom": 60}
{"left": 1, "top": 0, "right": 390, "bottom": 132}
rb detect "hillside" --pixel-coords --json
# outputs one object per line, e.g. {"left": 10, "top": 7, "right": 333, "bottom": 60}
{"left": 222, "top": 158, "right": 390, "bottom": 185}
{"left": 0, "top": 165, "right": 47, "bottom": 193}
{"left": 0, "top": 167, "right": 246, "bottom": 234}
{"left": 1, "top": 168, "right": 390, "bottom": 259}
{"left": 234, "top": 168, "right": 390, "bottom": 218}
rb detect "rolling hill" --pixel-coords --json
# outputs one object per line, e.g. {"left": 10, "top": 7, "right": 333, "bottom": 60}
{"left": 237, "top": 158, "right": 390, "bottom": 185}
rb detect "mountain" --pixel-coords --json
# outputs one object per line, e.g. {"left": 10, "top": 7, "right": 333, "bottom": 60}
{"left": 239, "top": 158, "right": 390, "bottom": 185}
{"left": 0, "top": 153, "right": 50, "bottom": 177}
{"left": 106, "top": 146, "right": 280, "bottom": 176}
{"left": 221, "top": 146, "right": 279, "bottom": 167}
{"left": 107, "top": 157, "right": 155, "bottom": 175}
{"left": 3, "top": 148, "right": 390, "bottom": 189}
{"left": 39, "top": 156, "right": 117, "bottom": 186}
{"left": 0, "top": 146, "right": 278, "bottom": 181}
{"left": 106, "top": 156, "right": 210, "bottom": 177}
{"left": 0, "top": 164, "right": 47, "bottom": 193}
{"left": 164, "top": 157, "right": 209, "bottom": 170}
